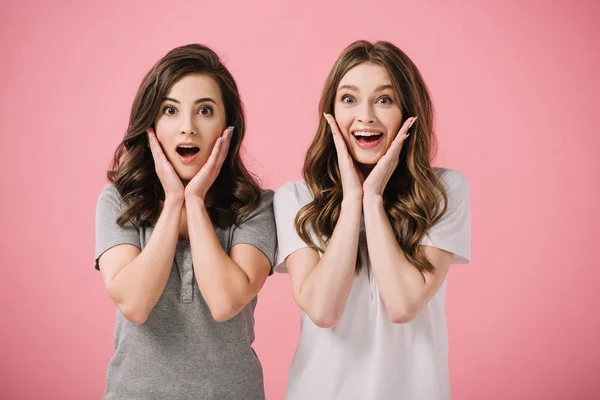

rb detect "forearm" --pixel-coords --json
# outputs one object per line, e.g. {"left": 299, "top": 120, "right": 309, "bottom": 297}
{"left": 185, "top": 196, "right": 255, "bottom": 321}
{"left": 110, "top": 196, "right": 183, "bottom": 323}
{"left": 297, "top": 199, "right": 362, "bottom": 327}
{"left": 363, "top": 194, "right": 429, "bottom": 322}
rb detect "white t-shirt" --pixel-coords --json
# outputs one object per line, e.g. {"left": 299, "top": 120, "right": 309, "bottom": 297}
{"left": 273, "top": 168, "right": 471, "bottom": 400}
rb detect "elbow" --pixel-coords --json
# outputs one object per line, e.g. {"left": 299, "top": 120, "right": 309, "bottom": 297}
{"left": 389, "top": 312, "right": 416, "bottom": 324}
{"left": 107, "top": 285, "right": 150, "bottom": 325}
{"left": 211, "top": 309, "right": 234, "bottom": 323}
{"left": 294, "top": 293, "right": 341, "bottom": 328}
{"left": 305, "top": 306, "right": 341, "bottom": 328}
{"left": 209, "top": 304, "right": 240, "bottom": 323}
{"left": 387, "top": 304, "right": 419, "bottom": 325}
{"left": 119, "top": 303, "right": 150, "bottom": 325}
{"left": 312, "top": 315, "right": 339, "bottom": 328}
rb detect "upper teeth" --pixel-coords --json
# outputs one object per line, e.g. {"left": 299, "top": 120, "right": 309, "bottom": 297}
{"left": 353, "top": 131, "right": 381, "bottom": 137}
{"left": 179, "top": 145, "right": 196, "bottom": 148}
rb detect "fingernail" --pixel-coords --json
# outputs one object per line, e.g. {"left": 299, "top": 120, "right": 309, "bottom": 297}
{"left": 221, "top": 137, "right": 225, "bottom": 143}
{"left": 230, "top": 126, "right": 235, "bottom": 138}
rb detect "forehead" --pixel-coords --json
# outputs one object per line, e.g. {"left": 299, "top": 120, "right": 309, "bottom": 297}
{"left": 165, "top": 73, "right": 222, "bottom": 100}
{"left": 337, "top": 62, "right": 392, "bottom": 92}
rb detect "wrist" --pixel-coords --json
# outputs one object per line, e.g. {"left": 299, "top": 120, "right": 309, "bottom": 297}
{"left": 184, "top": 194, "right": 206, "bottom": 208}
{"left": 164, "top": 192, "right": 185, "bottom": 204}
{"left": 363, "top": 193, "right": 384, "bottom": 207}
{"left": 163, "top": 195, "right": 184, "bottom": 212}
{"left": 341, "top": 198, "right": 363, "bottom": 213}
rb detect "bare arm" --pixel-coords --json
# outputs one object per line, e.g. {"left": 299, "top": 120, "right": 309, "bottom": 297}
{"left": 361, "top": 117, "right": 468, "bottom": 323}
{"left": 363, "top": 194, "right": 452, "bottom": 323}
{"left": 183, "top": 127, "right": 272, "bottom": 322}
{"left": 97, "top": 129, "right": 187, "bottom": 324}
{"left": 285, "top": 198, "right": 362, "bottom": 328}
{"left": 98, "top": 196, "right": 183, "bottom": 324}
{"left": 283, "top": 114, "right": 365, "bottom": 328}
{"left": 186, "top": 196, "right": 271, "bottom": 322}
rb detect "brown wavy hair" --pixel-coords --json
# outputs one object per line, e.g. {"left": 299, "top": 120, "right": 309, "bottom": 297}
{"left": 107, "top": 44, "right": 261, "bottom": 228}
{"left": 296, "top": 40, "right": 448, "bottom": 276}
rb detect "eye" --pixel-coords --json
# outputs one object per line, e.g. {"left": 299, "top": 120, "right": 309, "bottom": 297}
{"left": 163, "top": 106, "right": 177, "bottom": 116}
{"left": 377, "top": 96, "right": 393, "bottom": 104}
{"left": 198, "top": 106, "right": 213, "bottom": 116}
{"left": 341, "top": 95, "right": 355, "bottom": 104}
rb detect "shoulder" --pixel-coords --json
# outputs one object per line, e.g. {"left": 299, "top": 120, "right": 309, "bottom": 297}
{"left": 100, "top": 183, "right": 118, "bottom": 196}
{"left": 434, "top": 168, "right": 469, "bottom": 196}
{"left": 236, "top": 189, "right": 275, "bottom": 223}
{"left": 95, "top": 184, "right": 132, "bottom": 229}
{"left": 97, "top": 183, "right": 122, "bottom": 208}
{"left": 258, "top": 189, "right": 274, "bottom": 205}
{"left": 274, "top": 180, "right": 312, "bottom": 205}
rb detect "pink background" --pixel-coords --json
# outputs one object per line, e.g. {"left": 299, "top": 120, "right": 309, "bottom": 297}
{"left": 1, "top": 0, "right": 598, "bottom": 399}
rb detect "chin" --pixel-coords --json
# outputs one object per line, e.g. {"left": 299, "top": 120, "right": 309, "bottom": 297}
{"left": 352, "top": 151, "right": 384, "bottom": 166}
{"left": 174, "top": 168, "right": 200, "bottom": 182}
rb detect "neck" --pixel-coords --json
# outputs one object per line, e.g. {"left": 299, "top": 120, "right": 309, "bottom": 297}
{"left": 356, "top": 162, "right": 374, "bottom": 183}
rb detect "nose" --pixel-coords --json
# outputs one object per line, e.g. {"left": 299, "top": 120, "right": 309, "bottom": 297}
{"left": 179, "top": 114, "right": 197, "bottom": 136}
{"left": 357, "top": 103, "right": 376, "bottom": 124}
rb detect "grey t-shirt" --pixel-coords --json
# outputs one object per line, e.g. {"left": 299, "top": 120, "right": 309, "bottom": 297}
{"left": 94, "top": 184, "right": 276, "bottom": 400}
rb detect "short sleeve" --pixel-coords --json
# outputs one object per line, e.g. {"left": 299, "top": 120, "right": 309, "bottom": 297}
{"left": 94, "top": 184, "right": 141, "bottom": 270}
{"left": 230, "top": 190, "right": 277, "bottom": 272}
{"left": 420, "top": 169, "right": 471, "bottom": 264}
{"left": 273, "top": 182, "right": 312, "bottom": 274}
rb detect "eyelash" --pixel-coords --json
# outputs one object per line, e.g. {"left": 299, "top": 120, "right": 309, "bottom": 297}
{"left": 340, "top": 95, "right": 393, "bottom": 104}
{"left": 198, "top": 106, "right": 213, "bottom": 116}
{"left": 162, "top": 106, "right": 213, "bottom": 116}
{"left": 163, "top": 106, "right": 177, "bottom": 115}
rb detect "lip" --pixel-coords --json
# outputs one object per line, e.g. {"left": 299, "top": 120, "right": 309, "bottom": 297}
{"left": 351, "top": 128, "right": 384, "bottom": 149}
{"left": 175, "top": 142, "right": 200, "bottom": 165}
{"left": 352, "top": 134, "right": 383, "bottom": 149}
{"left": 351, "top": 128, "right": 383, "bottom": 134}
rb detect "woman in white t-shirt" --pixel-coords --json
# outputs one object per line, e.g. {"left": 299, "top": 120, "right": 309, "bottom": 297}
{"left": 273, "top": 40, "right": 471, "bottom": 400}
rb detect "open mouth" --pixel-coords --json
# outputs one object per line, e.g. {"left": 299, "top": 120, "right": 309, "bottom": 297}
{"left": 176, "top": 145, "right": 200, "bottom": 157}
{"left": 352, "top": 131, "right": 383, "bottom": 147}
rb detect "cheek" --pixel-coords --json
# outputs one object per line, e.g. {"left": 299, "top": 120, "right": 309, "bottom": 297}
{"left": 203, "top": 113, "right": 226, "bottom": 136}
{"left": 204, "top": 125, "right": 224, "bottom": 143}
{"left": 332, "top": 107, "right": 353, "bottom": 135}
{"left": 380, "top": 110, "right": 403, "bottom": 136}
{"left": 154, "top": 118, "right": 176, "bottom": 141}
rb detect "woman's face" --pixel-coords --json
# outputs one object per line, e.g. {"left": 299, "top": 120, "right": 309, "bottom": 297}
{"left": 154, "top": 74, "right": 226, "bottom": 182}
{"left": 333, "top": 62, "right": 403, "bottom": 166}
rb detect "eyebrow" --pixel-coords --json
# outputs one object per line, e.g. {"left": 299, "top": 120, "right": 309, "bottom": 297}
{"left": 337, "top": 84, "right": 394, "bottom": 92}
{"left": 162, "top": 97, "right": 217, "bottom": 105}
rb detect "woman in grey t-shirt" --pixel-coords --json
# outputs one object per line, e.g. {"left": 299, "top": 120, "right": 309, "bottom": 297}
{"left": 94, "top": 44, "right": 276, "bottom": 400}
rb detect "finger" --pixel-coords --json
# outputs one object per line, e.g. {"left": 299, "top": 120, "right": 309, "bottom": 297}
{"left": 148, "top": 132, "right": 174, "bottom": 173}
{"left": 399, "top": 116, "right": 418, "bottom": 138}
{"left": 146, "top": 129, "right": 163, "bottom": 162}
{"left": 324, "top": 113, "right": 349, "bottom": 157}
{"left": 324, "top": 113, "right": 342, "bottom": 136}
{"left": 203, "top": 135, "right": 223, "bottom": 173}
{"left": 201, "top": 132, "right": 229, "bottom": 183}
{"left": 210, "top": 134, "right": 224, "bottom": 161}
{"left": 216, "top": 126, "right": 233, "bottom": 167}
{"left": 390, "top": 133, "right": 407, "bottom": 155}
{"left": 390, "top": 116, "right": 417, "bottom": 154}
